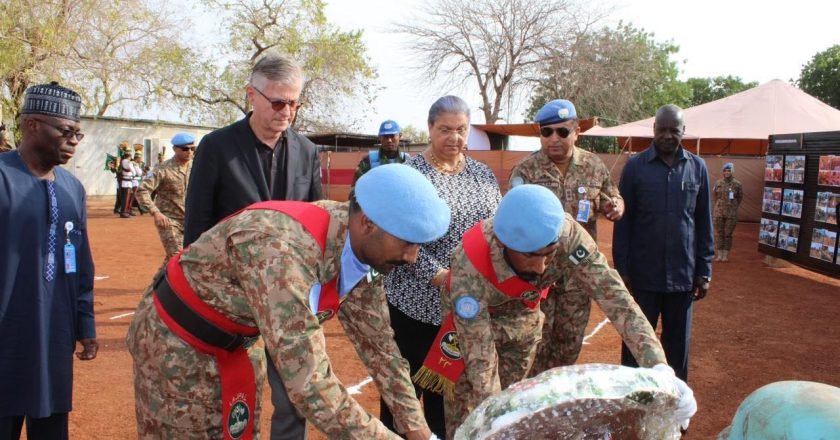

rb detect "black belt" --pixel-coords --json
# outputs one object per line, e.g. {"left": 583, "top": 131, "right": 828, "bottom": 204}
{"left": 154, "top": 274, "right": 256, "bottom": 352}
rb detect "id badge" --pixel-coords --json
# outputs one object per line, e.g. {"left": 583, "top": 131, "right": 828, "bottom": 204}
{"left": 576, "top": 199, "right": 591, "bottom": 223}
{"left": 64, "top": 243, "right": 77, "bottom": 274}
{"left": 728, "top": 190, "right": 734, "bottom": 200}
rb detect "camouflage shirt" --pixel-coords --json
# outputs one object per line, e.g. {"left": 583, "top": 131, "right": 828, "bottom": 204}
{"left": 351, "top": 149, "right": 410, "bottom": 188}
{"left": 134, "top": 157, "right": 192, "bottom": 221}
{"left": 509, "top": 148, "right": 621, "bottom": 239}
{"left": 127, "top": 200, "right": 425, "bottom": 438}
{"left": 713, "top": 177, "right": 743, "bottom": 219}
{"left": 444, "top": 216, "right": 666, "bottom": 425}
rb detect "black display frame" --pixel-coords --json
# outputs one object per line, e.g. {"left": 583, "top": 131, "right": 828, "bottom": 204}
{"left": 759, "top": 131, "right": 840, "bottom": 278}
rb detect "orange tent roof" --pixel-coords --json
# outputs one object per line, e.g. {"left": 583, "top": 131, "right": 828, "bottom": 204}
{"left": 581, "top": 80, "right": 840, "bottom": 155}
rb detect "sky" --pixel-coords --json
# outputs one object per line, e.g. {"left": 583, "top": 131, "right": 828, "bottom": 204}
{"left": 320, "top": 0, "right": 840, "bottom": 135}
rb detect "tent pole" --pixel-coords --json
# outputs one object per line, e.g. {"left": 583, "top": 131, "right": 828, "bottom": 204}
{"left": 697, "top": 138, "right": 702, "bottom": 156}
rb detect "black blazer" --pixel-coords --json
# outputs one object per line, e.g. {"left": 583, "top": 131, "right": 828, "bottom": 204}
{"left": 183, "top": 116, "right": 322, "bottom": 246}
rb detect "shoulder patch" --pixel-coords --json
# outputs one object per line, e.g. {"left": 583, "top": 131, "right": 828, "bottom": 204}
{"left": 454, "top": 295, "right": 481, "bottom": 320}
{"left": 568, "top": 244, "right": 591, "bottom": 265}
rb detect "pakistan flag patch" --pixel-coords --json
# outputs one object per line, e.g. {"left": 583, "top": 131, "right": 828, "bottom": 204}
{"left": 568, "top": 244, "right": 591, "bottom": 265}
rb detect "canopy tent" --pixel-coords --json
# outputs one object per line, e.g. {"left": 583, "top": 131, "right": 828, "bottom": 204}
{"left": 581, "top": 80, "right": 840, "bottom": 156}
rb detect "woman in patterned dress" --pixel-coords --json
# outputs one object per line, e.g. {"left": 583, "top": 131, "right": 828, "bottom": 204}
{"left": 379, "top": 95, "right": 501, "bottom": 438}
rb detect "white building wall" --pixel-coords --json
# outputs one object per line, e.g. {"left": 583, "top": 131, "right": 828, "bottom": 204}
{"left": 61, "top": 116, "right": 215, "bottom": 195}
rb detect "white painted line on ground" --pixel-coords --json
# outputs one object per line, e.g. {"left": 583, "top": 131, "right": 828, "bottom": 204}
{"left": 347, "top": 376, "right": 373, "bottom": 395}
{"left": 582, "top": 318, "right": 610, "bottom": 345}
{"left": 94, "top": 275, "right": 110, "bottom": 281}
{"left": 110, "top": 312, "right": 135, "bottom": 320}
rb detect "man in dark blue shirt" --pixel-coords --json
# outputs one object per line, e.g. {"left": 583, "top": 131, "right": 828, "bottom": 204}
{"left": 612, "top": 104, "right": 714, "bottom": 381}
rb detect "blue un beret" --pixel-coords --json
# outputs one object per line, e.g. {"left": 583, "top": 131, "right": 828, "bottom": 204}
{"left": 355, "top": 164, "right": 450, "bottom": 243}
{"left": 724, "top": 381, "right": 840, "bottom": 440}
{"left": 534, "top": 99, "right": 577, "bottom": 126}
{"left": 722, "top": 162, "right": 734, "bottom": 171}
{"left": 171, "top": 132, "right": 195, "bottom": 146}
{"left": 378, "top": 120, "right": 401, "bottom": 136}
{"left": 494, "top": 185, "right": 564, "bottom": 252}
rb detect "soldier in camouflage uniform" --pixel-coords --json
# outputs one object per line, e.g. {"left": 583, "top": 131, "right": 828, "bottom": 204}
{"left": 508, "top": 99, "right": 625, "bottom": 374}
{"left": 126, "top": 164, "right": 450, "bottom": 440}
{"left": 430, "top": 185, "right": 673, "bottom": 437}
{"left": 351, "top": 120, "right": 410, "bottom": 189}
{"left": 712, "top": 162, "right": 743, "bottom": 262}
{"left": 134, "top": 133, "right": 194, "bottom": 263}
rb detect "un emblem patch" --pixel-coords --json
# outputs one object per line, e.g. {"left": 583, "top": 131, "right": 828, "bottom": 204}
{"left": 454, "top": 295, "right": 480, "bottom": 320}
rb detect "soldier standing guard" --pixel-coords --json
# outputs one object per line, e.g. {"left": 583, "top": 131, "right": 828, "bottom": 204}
{"left": 412, "top": 185, "right": 695, "bottom": 437}
{"left": 134, "top": 133, "right": 195, "bottom": 264}
{"left": 351, "top": 119, "right": 410, "bottom": 188}
{"left": 713, "top": 162, "right": 743, "bottom": 262}
{"left": 127, "top": 164, "right": 449, "bottom": 440}
{"left": 508, "top": 99, "right": 624, "bottom": 374}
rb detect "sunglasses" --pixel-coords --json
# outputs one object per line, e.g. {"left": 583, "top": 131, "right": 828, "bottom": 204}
{"left": 33, "top": 118, "right": 85, "bottom": 141}
{"left": 251, "top": 84, "right": 302, "bottom": 112}
{"left": 539, "top": 126, "right": 573, "bottom": 139}
{"left": 177, "top": 146, "right": 196, "bottom": 151}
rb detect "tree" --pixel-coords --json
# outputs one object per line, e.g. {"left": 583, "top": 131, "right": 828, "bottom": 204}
{"left": 0, "top": 0, "right": 86, "bottom": 134}
{"left": 400, "top": 124, "right": 429, "bottom": 145}
{"left": 527, "top": 22, "right": 690, "bottom": 127}
{"left": 400, "top": 0, "right": 600, "bottom": 124}
{"left": 797, "top": 44, "right": 840, "bottom": 110}
{"left": 165, "top": 0, "right": 378, "bottom": 131}
{"left": 685, "top": 75, "right": 757, "bottom": 107}
{"left": 63, "top": 0, "right": 191, "bottom": 116}
{"left": 0, "top": 0, "right": 192, "bottom": 136}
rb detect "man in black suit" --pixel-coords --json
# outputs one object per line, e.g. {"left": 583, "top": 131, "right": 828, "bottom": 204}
{"left": 182, "top": 53, "right": 322, "bottom": 440}
{"left": 183, "top": 53, "right": 322, "bottom": 247}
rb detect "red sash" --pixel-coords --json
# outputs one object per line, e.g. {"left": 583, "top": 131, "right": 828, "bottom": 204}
{"left": 153, "top": 201, "right": 338, "bottom": 439}
{"left": 414, "top": 223, "right": 548, "bottom": 398}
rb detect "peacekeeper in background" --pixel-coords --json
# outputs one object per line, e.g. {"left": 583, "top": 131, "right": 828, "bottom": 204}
{"left": 127, "top": 164, "right": 449, "bottom": 440}
{"left": 413, "top": 185, "right": 695, "bottom": 437}
{"left": 712, "top": 162, "right": 743, "bottom": 262}
{"left": 134, "top": 133, "right": 194, "bottom": 263}
{"left": 351, "top": 119, "right": 410, "bottom": 188}
{"left": 508, "top": 99, "right": 624, "bottom": 375}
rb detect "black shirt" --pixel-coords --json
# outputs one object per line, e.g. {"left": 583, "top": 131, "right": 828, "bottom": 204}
{"left": 254, "top": 136, "right": 288, "bottom": 199}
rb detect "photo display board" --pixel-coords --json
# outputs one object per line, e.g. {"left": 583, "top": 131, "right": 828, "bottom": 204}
{"left": 760, "top": 132, "right": 840, "bottom": 277}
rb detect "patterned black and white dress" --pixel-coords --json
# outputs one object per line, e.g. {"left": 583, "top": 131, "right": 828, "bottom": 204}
{"left": 385, "top": 154, "right": 502, "bottom": 325}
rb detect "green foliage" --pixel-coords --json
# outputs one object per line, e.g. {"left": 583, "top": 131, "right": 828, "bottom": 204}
{"left": 168, "top": 0, "right": 378, "bottom": 131}
{"left": 685, "top": 76, "right": 757, "bottom": 107}
{"left": 400, "top": 124, "right": 429, "bottom": 145}
{"left": 797, "top": 45, "right": 840, "bottom": 109}
{"left": 0, "top": 0, "right": 190, "bottom": 131}
{"left": 527, "top": 22, "right": 689, "bottom": 127}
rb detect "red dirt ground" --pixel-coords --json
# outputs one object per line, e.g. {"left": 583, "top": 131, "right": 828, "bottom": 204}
{"left": 67, "top": 197, "right": 840, "bottom": 439}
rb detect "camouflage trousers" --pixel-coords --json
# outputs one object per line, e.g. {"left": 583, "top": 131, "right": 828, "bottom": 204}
{"left": 126, "top": 290, "right": 267, "bottom": 439}
{"left": 444, "top": 303, "right": 543, "bottom": 438}
{"left": 714, "top": 216, "right": 738, "bottom": 250}
{"left": 157, "top": 219, "right": 184, "bottom": 261}
{"left": 529, "top": 281, "right": 591, "bottom": 376}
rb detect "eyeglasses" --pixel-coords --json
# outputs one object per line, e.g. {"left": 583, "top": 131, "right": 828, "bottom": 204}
{"left": 176, "top": 146, "right": 196, "bottom": 151}
{"left": 250, "top": 84, "right": 301, "bottom": 112}
{"left": 539, "top": 126, "right": 573, "bottom": 139}
{"left": 437, "top": 127, "right": 468, "bottom": 138}
{"left": 33, "top": 118, "right": 84, "bottom": 141}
